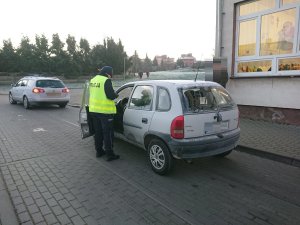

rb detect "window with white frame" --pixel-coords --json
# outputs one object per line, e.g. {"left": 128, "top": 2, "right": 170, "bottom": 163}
{"left": 235, "top": 0, "right": 300, "bottom": 77}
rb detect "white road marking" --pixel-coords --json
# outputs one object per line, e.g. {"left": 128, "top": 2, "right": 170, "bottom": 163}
{"left": 61, "top": 119, "right": 79, "bottom": 127}
{"left": 33, "top": 128, "right": 47, "bottom": 132}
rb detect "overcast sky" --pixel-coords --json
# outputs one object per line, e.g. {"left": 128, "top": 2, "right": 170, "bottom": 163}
{"left": 0, "top": 0, "right": 216, "bottom": 60}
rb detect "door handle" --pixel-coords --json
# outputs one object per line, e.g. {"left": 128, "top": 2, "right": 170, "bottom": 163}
{"left": 142, "top": 118, "right": 148, "bottom": 124}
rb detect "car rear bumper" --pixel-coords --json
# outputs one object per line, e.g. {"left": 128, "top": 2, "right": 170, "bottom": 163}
{"left": 29, "top": 96, "right": 70, "bottom": 104}
{"left": 167, "top": 128, "right": 240, "bottom": 159}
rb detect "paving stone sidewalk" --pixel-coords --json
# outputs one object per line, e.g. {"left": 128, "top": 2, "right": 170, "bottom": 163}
{"left": 238, "top": 118, "right": 300, "bottom": 167}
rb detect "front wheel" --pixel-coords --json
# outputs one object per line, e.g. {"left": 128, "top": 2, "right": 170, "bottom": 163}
{"left": 9, "top": 93, "right": 16, "bottom": 104}
{"left": 23, "top": 96, "right": 31, "bottom": 109}
{"left": 148, "top": 139, "right": 174, "bottom": 175}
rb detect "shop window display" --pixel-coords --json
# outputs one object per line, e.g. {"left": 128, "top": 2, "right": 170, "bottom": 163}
{"left": 238, "top": 60, "right": 272, "bottom": 72}
{"left": 278, "top": 58, "right": 300, "bottom": 70}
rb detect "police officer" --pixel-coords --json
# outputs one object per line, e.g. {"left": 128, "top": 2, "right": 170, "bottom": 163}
{"left": 89, "top": 66, "right": 120, "bottom": 161}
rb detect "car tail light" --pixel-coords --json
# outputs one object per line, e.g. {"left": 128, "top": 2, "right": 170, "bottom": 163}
{"left": 171, "top": 115, "right": 184, "bottom": 139}
{"left": 62, "top": 88, "right": 70, "bottom": 93}
{"left": 32, "top": 88, "right": 45, "bottom": 93}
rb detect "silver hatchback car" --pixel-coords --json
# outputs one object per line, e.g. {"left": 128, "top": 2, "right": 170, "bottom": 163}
{"left": 80, "top": 80, "right": 240, "bottom": 175}
{"left": 9, "top": 75, "right": 70, "bottom": 109}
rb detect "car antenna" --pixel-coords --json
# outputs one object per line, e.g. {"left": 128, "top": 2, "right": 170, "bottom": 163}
{"left": 194, "top": 65, "right": 200, "bottom": 82}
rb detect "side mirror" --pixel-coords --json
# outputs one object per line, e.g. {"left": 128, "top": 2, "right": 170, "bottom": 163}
{"left": 11, "top": 84, "right": 15, "bottom": 87}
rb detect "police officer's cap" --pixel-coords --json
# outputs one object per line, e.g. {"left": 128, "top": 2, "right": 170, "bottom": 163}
{"left": 100, "top": 66, "right": 113, "bottom": 76}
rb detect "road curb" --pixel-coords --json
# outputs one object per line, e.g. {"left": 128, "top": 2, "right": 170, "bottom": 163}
{"left": 0, "top": 171, "right": 19, "bottom": 225}
{"left": 237, "top": 145, "right": 300, "bottom": 168}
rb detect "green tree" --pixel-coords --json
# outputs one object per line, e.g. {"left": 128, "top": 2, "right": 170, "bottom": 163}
{"left": 34, "top": 34, "right": 50, "bottom": 72}
{"left": 0, "top": 39, "right": 18, "bottom": 72}
{"left": 143, "top": 54, "right": 152, "bottom": 72}
{"left": 131, "top": 50, "right": 141, "bottom": 74}
{"left": 66, "top": 34, "right": 80, "bottom": 75}
{"left": 17, "top": 36, "right": 35, "bottom": 72}
{"left": 176, "top": 58, "right": 184, "bottom": 68}
{"left": 50, "top": 33, "right": 68, "bottom": 74}
{"left": 79, "top": 38, "right": 91, "bottom": 74}
{"left": 90, "top": 44, "right": 106, "bottom": 72}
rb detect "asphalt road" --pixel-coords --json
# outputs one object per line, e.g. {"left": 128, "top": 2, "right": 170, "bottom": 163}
{"left": 0, "top": 95, "right": 300, "bottom": 225}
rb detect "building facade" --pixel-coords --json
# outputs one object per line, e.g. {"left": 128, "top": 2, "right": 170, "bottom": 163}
{"left": 180, "top": 53, "right": 196, "bottom": 67}
{"left": 215, "top": 0, "right": 300, "bottom": 125}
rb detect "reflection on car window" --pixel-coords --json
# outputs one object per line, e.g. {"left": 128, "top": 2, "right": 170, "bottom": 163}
{"left": 129, "top": 86, "right": 153, "bottom": 110}
{"left": 36, "top": 80, "right": 65, "bottom": 88}
{"left": 157, "top": 88, "right": 170, "bottom": 111}
{"left": 183, "top": 86, "right": 234, "bottom": 112}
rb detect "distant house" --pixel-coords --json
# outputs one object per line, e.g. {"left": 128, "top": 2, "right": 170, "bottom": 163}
{"left": 215, "top": 0, "right": 300, "bottom": 125}
{"left": 180, "top": 53, "right": 196, "bottom": 67}
{"left": 155, "top": 55, "right": 175, "bottom": 70}
{"left": 155, "top": 55, "right": 175, "bottom": 65}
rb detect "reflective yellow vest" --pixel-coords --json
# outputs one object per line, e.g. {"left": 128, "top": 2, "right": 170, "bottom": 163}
{"left": 89, "top": 75, "right": 116, "bottom": 114}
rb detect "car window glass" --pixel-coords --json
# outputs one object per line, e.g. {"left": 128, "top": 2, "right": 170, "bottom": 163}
{"left": 157, "top": 88, "right": 171, "bottom": 111}
{"left": 115, "top": 86, "right": 133, "bottom": 102}
{"left": 129, "top": 85, "right": 153, "bottom": 110}
{"left": 36, "top": 80, "right": 65, "bottom": 88}
{"left": 211, "top": 88, "right": 234, "bottom": 107}
{"left": 16, "top": 80, "right": 23, "bottom": 87}
{"left": 183, "top": 87, "right": 234, "bottom": 112}
{"left": 21, "top": 80, "right": 28, "bottom": 86}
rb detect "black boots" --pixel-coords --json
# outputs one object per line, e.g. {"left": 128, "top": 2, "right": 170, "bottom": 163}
{"left": 106, "top": 154, "right": 120, "bottom": 161}
{"left": 96, "top": 151, "right": 106, "bottom": 158}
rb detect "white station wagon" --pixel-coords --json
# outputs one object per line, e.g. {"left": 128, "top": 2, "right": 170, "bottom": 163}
{"left": 80, "top": 80, "right": 240, "bottom": 175}
{"left": 9, "top": 75, "right": 70, "bottom": 109}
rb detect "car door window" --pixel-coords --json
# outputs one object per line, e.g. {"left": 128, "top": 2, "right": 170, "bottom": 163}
{"left": 156, "top": 87, "right": 171, "bottom": 111}
{"left": 129, "top": 85, "right": 153, "bottom": 110}
{"left": 16, "top": 80, "right": 23, "bottom": 87}
{"left": 115, "top": 86, "right": 133, "bottom": 102}
{"left": 21, "top": 80, "right": 28, "bottom": 87}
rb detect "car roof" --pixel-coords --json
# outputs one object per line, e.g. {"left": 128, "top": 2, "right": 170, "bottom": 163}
{"left": 123, "top": 80, "right": 222, "bottom": 88}
{"left": 22, "top": 75, "right": 61, "bottom": 80}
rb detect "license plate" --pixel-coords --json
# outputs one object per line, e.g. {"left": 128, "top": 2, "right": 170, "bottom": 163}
{"left": 205, "top": 121, "right": 229, "bottom": 134}
{"left": 46, "top": 93, "right": 61, "bottom": 97}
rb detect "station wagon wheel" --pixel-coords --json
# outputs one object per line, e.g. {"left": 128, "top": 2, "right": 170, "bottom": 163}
{"left": 148, "top": 139, "right": 174, "bottom": 175}
{"left": 9, "top": 93, "right": 16, "bottom": 104}
{"left": 23, "top": 96, "right": 31, "bottom": 109}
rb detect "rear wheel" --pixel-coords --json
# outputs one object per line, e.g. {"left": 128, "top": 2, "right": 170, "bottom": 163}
{"left": 215, "top": 150, "right": 232, "bottom": 157}
{"left": 9, "top": 93, "right": 16, "bottom": 104}
{"left": 23, "top": 96, "right": 31, "bottom": 109}
{"left": 148, "top": 138, "right": 174, "bottom": 175}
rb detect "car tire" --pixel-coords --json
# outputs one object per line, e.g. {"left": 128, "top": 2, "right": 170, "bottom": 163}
{"left": 148, "top": 138, "right": 174, "bottom": 175}
{"left": 9, "top": 93, "right": 17, "bottom": 104}
{"left": 215, "top": 150, "right": 232, "bottom": 157}
{"left": 23, "top": 96, "right": 31, "bottom": 109}
{"left": 59, "top": 103, "right": 68, "bottom": 108}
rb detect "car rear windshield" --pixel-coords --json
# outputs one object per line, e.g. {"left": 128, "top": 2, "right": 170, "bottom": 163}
{"left": 36, "top": 80, "right": 65, "bottom": 88}
{"left": 181, "top": 86, "right": 235, "bottom": 112}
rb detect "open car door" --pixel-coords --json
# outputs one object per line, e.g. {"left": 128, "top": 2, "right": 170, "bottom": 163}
{"left": 79, "top": 80, "right": 94, "bottom": 139}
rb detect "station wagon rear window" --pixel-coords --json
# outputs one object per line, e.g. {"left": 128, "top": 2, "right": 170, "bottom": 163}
{"left": 36, "top": 80, "right": 65, "bottom": 88}
{"left": 182, "top": 86, "right": 235, "bottom": 112}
